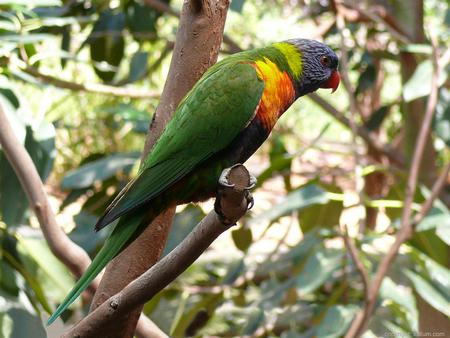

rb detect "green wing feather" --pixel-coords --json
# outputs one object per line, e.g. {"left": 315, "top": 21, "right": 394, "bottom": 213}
{"left": 47, "top": 61, "right": 264, "bottom": 324}
{"left": 47, "top": 212, "right": 142, "bottom": 324}
{"left": 95, "top": 61, "right": 264, "bottom": 229}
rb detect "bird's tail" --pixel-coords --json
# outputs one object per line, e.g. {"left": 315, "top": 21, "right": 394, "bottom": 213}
{"left": 46, "top": 212, "right": 143, "bottom": 325}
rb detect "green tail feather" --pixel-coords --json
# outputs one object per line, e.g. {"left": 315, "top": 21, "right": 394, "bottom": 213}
{"left": 47, "top": 213, "right": 142, "bottom": 325}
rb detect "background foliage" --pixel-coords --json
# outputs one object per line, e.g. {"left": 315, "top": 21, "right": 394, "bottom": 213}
{"left": 0, "top": 0, "right": 449, "bottom": 337}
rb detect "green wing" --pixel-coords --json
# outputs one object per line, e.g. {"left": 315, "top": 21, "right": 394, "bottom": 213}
{"left": 95, "top": 62, "right": 264, "bottom": 230}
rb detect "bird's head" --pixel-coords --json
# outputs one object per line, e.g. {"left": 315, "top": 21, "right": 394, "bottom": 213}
{"left": 286, "top": 39, "right": 340, "bottom": 96}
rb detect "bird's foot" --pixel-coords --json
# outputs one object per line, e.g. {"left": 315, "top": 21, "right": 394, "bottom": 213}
{"left": 215, "top": 164, "right": 257, "bottom": 225}
{"left": 218, "top": 163, "right": 257, "bottom": 190}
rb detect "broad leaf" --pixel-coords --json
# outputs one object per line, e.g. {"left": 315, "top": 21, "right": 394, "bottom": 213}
{"left": 315, "top": 305, "right": 357, "bottom": 338}
{"left": 252, "top": 184, "right": 329, "bottom": 224}
{"left": 61, "top": 152, "right": 140, "bottom": 189}
{"left": 403, "top": 60, "right": 448, "bottom": 102}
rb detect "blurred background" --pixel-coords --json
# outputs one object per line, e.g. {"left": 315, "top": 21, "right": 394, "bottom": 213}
{"left": 0, "top": 0, "right": 449, "bottom": 337}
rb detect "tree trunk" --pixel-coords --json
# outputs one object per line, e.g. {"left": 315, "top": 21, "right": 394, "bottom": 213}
{"left": 88, "top": 1, "right": 231, "bottom": 337}
{"left": 391, "top": 0, "right": 437, "bottom": 184}
{"left": 389, "top": 1, "right": 447, "bottom": 335}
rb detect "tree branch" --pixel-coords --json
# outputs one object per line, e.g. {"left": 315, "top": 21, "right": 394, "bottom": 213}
{"left": 8, "top": 56, "right": 159, "bottom": 99}
{"left": 0, "top": 101, "right": 94, "bottom": 284}
{"left": 345, "top": 31, "right": 442, "bottom": 338}
{"left": 308, "top": 93, "right": 404, "bottom": 165}
{"left": 62, "top": 164, "right": 253, "bottom": 338}
{"left": 143, "top": 0, "right": 242, "bottom": 53}
{"left": 341, "top": 224, "right": 370, "bottom": 304}
{"left": 86, "top": 1, "right": 232, "bottom": 337}
{"left": 0, "top": 84, "right": 165, "bottom": 338}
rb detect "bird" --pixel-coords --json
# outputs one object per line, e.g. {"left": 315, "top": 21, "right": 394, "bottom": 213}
{"left": 47, "top": 38, "right": 339, "bottom": 324}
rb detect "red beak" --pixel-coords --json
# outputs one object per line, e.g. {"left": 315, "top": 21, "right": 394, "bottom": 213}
{"left": 320, "top": 70, "right": 340, "bottom": 93}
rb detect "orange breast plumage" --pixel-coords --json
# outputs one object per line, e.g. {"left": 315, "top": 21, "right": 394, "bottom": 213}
{"left": 252, "top": 57, "right": 296, "bottom": 130}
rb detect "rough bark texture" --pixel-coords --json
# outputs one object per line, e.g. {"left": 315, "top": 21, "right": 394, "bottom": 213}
{"left": 62, "top": 164, "right": 252, "bottom": 338}
{"left": 390, "top": 0, "right": 437, "bottom": 185}
{"left": 87, "top": 1, "right": 231, "bottom": 337}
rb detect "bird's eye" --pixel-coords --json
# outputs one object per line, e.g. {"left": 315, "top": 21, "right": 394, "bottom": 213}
{"left": 320, "top": 55, "right": 331, "bottom": 67}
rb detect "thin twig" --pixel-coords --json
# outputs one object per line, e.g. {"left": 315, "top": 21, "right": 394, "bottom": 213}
{"left": 341, "top": 224, "right": 370, "bottom": 303}
{"left": 345, "top": 31, "right": 442, "bottom": 338}
{"left": 336, "top": 12, "right": 366, "bottom": 231}
{"left": 338, "top": 1, "right": 411, "bottom": 44}
{"left": 9, "top": 56, "right": 159, "bottom": 99}
{"left": 308, "top": 93, "right": 404, "bottom": 165}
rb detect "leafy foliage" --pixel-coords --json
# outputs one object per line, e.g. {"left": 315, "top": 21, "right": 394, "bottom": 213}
{"left": 0, "top": 0, "right": 449, "bottom": 337}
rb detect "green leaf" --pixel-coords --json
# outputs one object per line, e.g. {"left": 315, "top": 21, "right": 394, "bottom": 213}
{"left": 88, "top": 10, "right": 125, "bottom": 82}
{"left": 0, "top": 0, "right": 61, "bottom": 4}
{"left": 17, "top": 236, "right": 74, "bottom": 301}
{"left": 382, "top": 320, "right": 412, "bottom": 338}
{"left": 1, "top": 248, "right": 52, "bottom": 314}
{"left": 251, "top": 184, "right": 329, "bottom": 224}
{"left": 0, "top": 34, "right": 54, "bottom": 44}
{"left": 230, "top": 0, "right": 245, "bottom": 13}
{"left": 69, "top": 211, "right": 109, "bottom": 253}
{"left": 254, "top": 230, "right": 321, "bottom": 278}
{"left": 0, "top": 260, "right": 19, "bottom": 297}
{"left": 416, "top": 211, "right": 450, "bottom": 232}
{"left": 364, "top": 105, "right": 390, "bottom": 131}
{"left": 296, "top": 248, "right": 342, "bottom": 295}
{"left": 222, "top": 258, "right": 245, "bottom": 285}
{"left": 231, "top": 225, "right": 252, "bottom": 252}
{"left": 433, "top": 88, "right": 450, "bottom": 147}
{"left": 61, "top": 152, "right": 140, "bottom": 189}
{"left": 380, "top": 277, "right": 418, "bottom": 330}
{"left": 0, "top": 123, "right": 55, "bottom": 226}
{"left": 241, "top": 307, "right": 264, "bottom": 335}
{"left": 0, "top": 88, "right": 19, "bottom": 109}
{"left": 355, "top": 64, "right": 376, "bottom": 95}
{"left": 405, "top": 270, "right": 450, "bottom": 316}
{"left": 400, "top": 44, "right": 432, "bottom": 54}
{"left": 171, "top": 293, "right": 223, "bottom": 338}
{"left": 403, "top": 60, "right": 448, "bottom": 102}
{"left": 0, "top": 308, "right": 46, "bottom": 338}
{"left": 126, "top": 1, "right": 160, "bottom": 40}
{"left": 128, "top": 51, "right": 148, "bottom": 83}
{"left": 315, "top": 305, "right": 357, "bottom": 338}
{"left": 163, "top": 205, "right": 205, "bottom": 256}
{"left": 298, "top": 183, "right": 343, "bottom": 232}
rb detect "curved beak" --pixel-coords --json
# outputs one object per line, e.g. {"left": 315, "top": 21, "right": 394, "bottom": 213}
{"left": 320, "top": 70, "right": 340, "bottom": 93}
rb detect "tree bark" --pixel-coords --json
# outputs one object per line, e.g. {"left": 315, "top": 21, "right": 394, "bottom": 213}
{"left": 87, "top": 1, "right": 231, "bottom": 337}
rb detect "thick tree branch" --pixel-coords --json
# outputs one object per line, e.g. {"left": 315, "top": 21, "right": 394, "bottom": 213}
{"left": 0, "top": 101, "right": 94, "bottom": 283}
{"left": 62, "top": 164, "right": 253, "bottom": 338}
{"left": 85, "top": 1, "right": 232, "bottom": 337}
{"left": 144, "top": 0, "right": 242, "bottom": 53}
{"left": 345, "top": 32, "right": 442, "bottom": 338}
{"left": 0, "top": 90, "right": 165, "bottom": 338}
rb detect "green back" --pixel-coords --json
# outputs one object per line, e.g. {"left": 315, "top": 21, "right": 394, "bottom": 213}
{"left": 96, "top": 61, "right": 265, "bottom": 228}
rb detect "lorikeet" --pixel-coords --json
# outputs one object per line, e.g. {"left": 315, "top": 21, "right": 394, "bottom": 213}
{"left": 48, "top": 38, "right": 339, "bottom": 324}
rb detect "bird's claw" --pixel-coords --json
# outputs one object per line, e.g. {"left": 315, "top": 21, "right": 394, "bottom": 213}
{"left": 218, "top": 167, "right": 235, "bottom": 188}
{"left": 218, "top": 164, "right": 257, "bottom": 190}
{"left": 245, "top": 191, "right": 254, "bottom": 210}
{"left": 246, "top": 175, "right": 257, "bottom": 190}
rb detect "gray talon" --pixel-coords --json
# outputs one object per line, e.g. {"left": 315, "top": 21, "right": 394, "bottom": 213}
{"left": 246, "top": 192, "right": 254, "bottom": 210}
{"left": 246, "top": 175, "right": 257, "bottom": 190}
{"left": 218, "top": 167, "right": 235, "bottom": 188}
